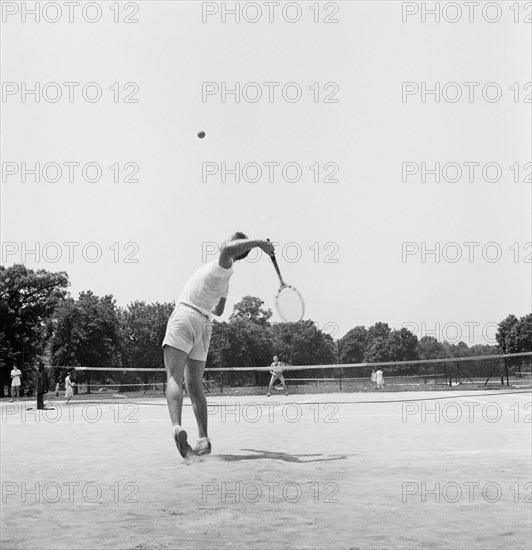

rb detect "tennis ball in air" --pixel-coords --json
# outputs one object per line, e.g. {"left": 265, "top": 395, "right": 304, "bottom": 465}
{"left": 197, "top": 131, "right": 206, "bottom": 139}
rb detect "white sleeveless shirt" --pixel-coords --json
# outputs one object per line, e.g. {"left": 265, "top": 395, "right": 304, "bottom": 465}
{"left": 178, "top": 260, "right": 234, "bottom": 317}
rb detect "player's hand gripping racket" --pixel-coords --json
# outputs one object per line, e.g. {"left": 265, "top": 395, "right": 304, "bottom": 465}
{"left": 267, "top": 239, "right": 305, "bottom": 322}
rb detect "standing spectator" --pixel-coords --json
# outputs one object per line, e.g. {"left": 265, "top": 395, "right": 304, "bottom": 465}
{"left": 10, "top": 366, "right": 22, "bottom": 401}
{"left": 375, "top": 368, "right": 384, "bottom": 389}
{"left": 370, "top": 369, "right": 377, "bottom": 387}
{"left": 36, "top": 363, "right": 49, "bottom": 410}
{"left": 65, "top": 371, "right": 75, "bottom": 404}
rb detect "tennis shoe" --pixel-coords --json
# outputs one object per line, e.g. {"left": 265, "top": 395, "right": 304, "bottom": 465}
{"left": 194, "top": 437, "right": 212, "bottom": 456}
{"left": 172, "top": 426, "right": 194, "bottom": 460}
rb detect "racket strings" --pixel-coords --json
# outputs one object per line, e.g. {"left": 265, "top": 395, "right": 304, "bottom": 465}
{"left": 276, "top": 286, "right": 305, "bottom": 322}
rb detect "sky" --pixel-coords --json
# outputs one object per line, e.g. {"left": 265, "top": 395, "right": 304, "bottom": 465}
{"left": 1, "top": 0, "right": 531, "bottom": 346}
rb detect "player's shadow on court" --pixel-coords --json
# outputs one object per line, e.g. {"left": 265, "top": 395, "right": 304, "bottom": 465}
{"left": 218, "top": 449, "right": 348, "bottom": 463}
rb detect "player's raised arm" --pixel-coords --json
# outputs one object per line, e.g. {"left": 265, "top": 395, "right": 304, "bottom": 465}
{"left": 219, "top": 238, "right": 274, "bottom": 268}
{"left": 211, "top": 297, "right": 227, "bottom": 316}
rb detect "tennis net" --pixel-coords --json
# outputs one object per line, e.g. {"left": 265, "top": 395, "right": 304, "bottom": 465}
{"left": 41, "top": 352, "right": 532, "bottom": 399}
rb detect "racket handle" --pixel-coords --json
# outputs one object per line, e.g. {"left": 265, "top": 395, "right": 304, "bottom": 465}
{"left": 267, "top": 238, "right": 284, "bottom": 284}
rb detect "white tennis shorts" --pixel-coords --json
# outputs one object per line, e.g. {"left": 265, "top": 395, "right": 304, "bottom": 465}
{"left": 162, "top": 305, "right": 212, "bottom": 361}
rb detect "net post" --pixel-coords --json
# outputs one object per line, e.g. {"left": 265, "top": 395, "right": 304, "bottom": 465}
{"left": 505, "top": 357, "right": 509, "bottom": 386}
{"left": 339, "top": 366, "right": 342, "bottom": 391}
{"left": 444, "top": 362, "right": 451, "bottom": 387}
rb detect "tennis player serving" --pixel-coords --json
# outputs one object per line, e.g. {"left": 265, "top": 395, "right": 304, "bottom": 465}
{"left": 162, "top": 233, "right": 275, "bottom": 461}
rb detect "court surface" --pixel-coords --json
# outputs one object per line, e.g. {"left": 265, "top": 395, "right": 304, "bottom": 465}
{"left": 1, "top": 389, "right": 531, "bottom": 550}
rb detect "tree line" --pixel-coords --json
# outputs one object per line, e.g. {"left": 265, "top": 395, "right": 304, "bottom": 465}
{"left": 1, "top": 264, "right": 530, "bottom": 395}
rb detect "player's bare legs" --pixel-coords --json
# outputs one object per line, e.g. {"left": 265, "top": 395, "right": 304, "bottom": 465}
{"left": 278, "top": 375, "right": 288, "bottom": 395}
{"left": 185, "top": 358, "right": 208, "bottom": 438}
{"left": 267, "top": 374, "right": 288, "bottom": 397}
{"left": 164, "top": 345, "right": 194, "bottom": 458}
{"left": 11, "top": 386, "right": 19, "bottom": 401}
{"left": 267, "top": 374, "right": 276, "bottom": 396}
{"left": 185, "top": 358, "right": 211, "bottom": 455}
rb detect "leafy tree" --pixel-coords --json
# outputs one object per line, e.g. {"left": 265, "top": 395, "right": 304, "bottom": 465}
{"left": 47, "top": 291, "right": 122, "bottom": 392}
{"left": 514, "top": 314, "right": 532, "bottom": 352}
{"left": 364, "top": 338, "right": 392, "bottom": 363}
{"left": 494, "top": 314, "right": 532, "bottom": 378}
{"left": 363, "top": 322, "right": 393, "bottom": 362}
{"left": 272, "top": 320, "right": 337, "bottom": 366}
{"left": 229, "top": 295, "right": 272, "bottom": 326}
{"left": 467, "top": 344, "right": 497, "bottom": 356}
{"left": 388, "top": 328, "right": 419, "bottom": 361}
{"left": 221, "top": 318, "right": 273, "bottom": 367}
{"left": 120, "top": 301, "right": 174, "bottom": 370}
{"left": 495, "top": 314, "right": 519, "bottom": 353}
{"left": 0, "top": 265, "right": 68, "bottom": 396}
{"left": 383, "top": 328, "right": 419, "bottom": 374}
{"left": 208, "top": 297, "right": 335, "bottom": 386}
{"left": 207, "top": 319, "right": 273, "bottom": 387}
{"left": 442, "top": 341, "right": 470, "bottom": 358}
{"left": 418, "top": 336, "right": 447, "bottom": 359}
{"left": 207, "top": 296, "right": 274, "bottom": 387}
{"left": 339, "top": 326, "right": 367, "bottom": 363}
{"left": 367, "top": 322, "right": 392, "bottom": 342}
{"left": 0, "top": 331, "right": 10, "bottom": 369}
{"left": 340, "top": 323, "right": 419, "bottom": 365}
{"left": 207, "top": 320, "right": 230, "bottom": 370}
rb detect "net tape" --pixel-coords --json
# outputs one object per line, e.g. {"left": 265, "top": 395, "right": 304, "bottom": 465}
{"left": 45, "top": 351, "right": 532, "bottom": 372}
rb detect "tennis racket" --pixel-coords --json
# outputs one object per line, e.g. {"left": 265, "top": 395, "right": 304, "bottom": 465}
{"left": 267, "top": 239, "right": 305, "bottom": 322}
